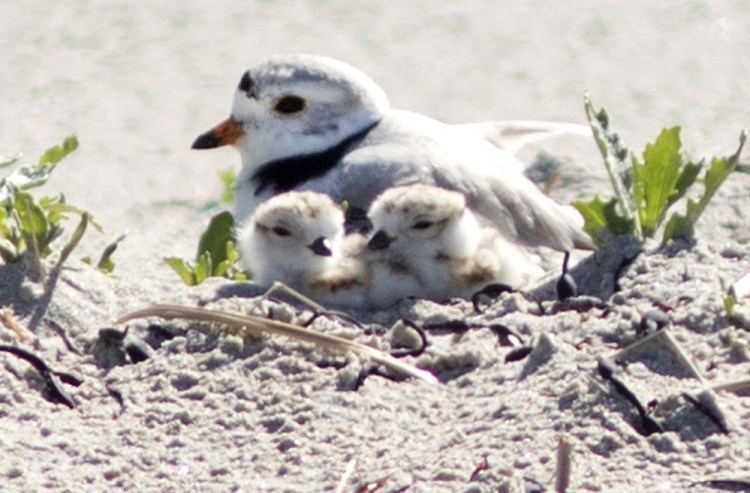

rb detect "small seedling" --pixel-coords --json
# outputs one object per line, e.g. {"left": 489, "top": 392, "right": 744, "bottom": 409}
{"left": 82, "top": 233, "right": 126, "bottom": 274}
{"left": 199, "top": 168, "right": 237, "bottom": 212}
{"left": 573, "top": 97, "right": 746, "bottom": 246}
{"left": 218, "top": 168, "right": 236, "bottom": 205}
{"left": 723, "top": 294, "right": 738, "bottom": 320}
{"left": 0, "top": 135, "right": 103, "bottom": 276}
{"left": 165, "top": 210, "right": 247, "bottom": 286}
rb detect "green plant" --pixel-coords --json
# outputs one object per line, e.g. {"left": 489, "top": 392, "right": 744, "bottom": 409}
{"left": 165, "top": 210, "right": 246, "bottom": 286}
{"left": 199, "top": 168, "right": 237, "bottom": 212}
{"left": 573, "top": 97, "right": 746, "bottom": 246}
{"left": 0, "top": 135, "right": 103, "bottom": 274}
{"left": 82, "top": 233, "right": 125, "bottom": 274}
{"left": 218, "top": 168, "right": 236, "bottom": 205}
{"left": 724, "top": 293, "right": 738, "bottom": 320}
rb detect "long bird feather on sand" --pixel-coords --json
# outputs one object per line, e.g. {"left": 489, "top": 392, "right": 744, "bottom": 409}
{"left": 117, "top": 304, "right": 438, "bottom": 384}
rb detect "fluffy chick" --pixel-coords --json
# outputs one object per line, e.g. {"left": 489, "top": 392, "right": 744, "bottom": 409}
{"left": 240, "top": 191, "right": 368, "bottom": 308}
{"left": 367, "top": 184, "right": 543, "bottom": 302}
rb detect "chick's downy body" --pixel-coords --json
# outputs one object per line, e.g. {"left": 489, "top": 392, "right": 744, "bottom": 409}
{"left": 367, "top": 184, "right": 543, "bottom": 301}
{"left": 241, "top": 191, "right": 371, "bottom": 308}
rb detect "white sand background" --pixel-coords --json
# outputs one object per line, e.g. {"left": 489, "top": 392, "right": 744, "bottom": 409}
{"left": 1, "top": 1, "right": 750, "bottom": 491}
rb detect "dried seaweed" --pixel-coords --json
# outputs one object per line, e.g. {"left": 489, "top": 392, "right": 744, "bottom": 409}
{"left": 597, "top": 357, "right": 664, "bottom": 436}
{"left": 0, "top": 344, "right": 81, "bottom": 408}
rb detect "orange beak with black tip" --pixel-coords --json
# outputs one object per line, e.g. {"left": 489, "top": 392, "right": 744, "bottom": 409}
{"left": 192, "top": 117, "right": 244, "bottom": 149}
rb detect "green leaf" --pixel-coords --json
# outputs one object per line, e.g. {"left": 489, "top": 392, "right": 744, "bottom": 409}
{"left": 0, "top": 199, "right": 21, "bottom": 262}
{"left": 213, "top": 258, "right": 232, "bottom": 278}
{"left": 193, "top": 251, "right": 212, "bottom": 284}
{"left": 0, "top": 135, "right": 97, "bottom": 268}
{"left": 584, "top": 96, "right": 640, "bottom": 237}
{"left": 0, "top": 239, "right": 17, "bottom": 263}
{"left": 14, "top": 191, "right": 48, "bottom": 241}
{"left": 93, "top": 234, "right": 125, "bottom": 274}
{"left": 669, "top": 159, "right": 703, "bottom": 208}
{"left": 97, "top": 256, "right": 116, "bottom": 274}
{"left": 0, "top": 152, "right": 22, "bottom": 169}
{"left": 225, "top": 238, "right": 241, "bottom": 265}
{"left": 572, "top": 195, "right": 635, "bottom": 246}
{"left": 218, "top": 168, "right": 236, "bottom": 205}
{"left": 197, "top": 211, "right": 236, "bottom": 272}
{"left": 632, "top": 126, "right": 684, "bottom": 238}
{"left": 662, "top": 130, "right": 747, "bottom": 243}
{"left": 165, "top": 257, "right": 198, "bottom": 286}
{"left": 55, "top": 212, "right": 89, "bottom": 268}
{"left": 662, "top": 212, "right": 694, "bottom": 243}
{"left": 0, "top": 203, "right": 19, "bottom": 262}
{"left": 38, "top": 195, "right": 68, "bottom": 225}
{"left": 0, "top": 206, "right": 13, "bottom": 239}
{"left": 0, "top": 135, "right": 79, "bottom": 201}
{"left": 39, "top": 196, "right": 103, "bottom": 232}
{"left": 226, "top": 240, "right": 248, "bottom": 280}
{"left": 38, "top": 134, "right": 79, "bottom": 167}
{"left": 165, "top": 211, "right": 243, "bottom": 285}
{"left": 212, "top": 239, "right": 242, "bottom": 278}
{"left": 724, "top": 294, "right": 737, "bottom": 319}
{"left": 13, "top": 192, "right": 47, "bottom": 263}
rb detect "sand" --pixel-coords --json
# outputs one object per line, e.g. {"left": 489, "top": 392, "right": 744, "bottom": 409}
{"left": 1, "top": 1, "right": 750, "bottom": 491}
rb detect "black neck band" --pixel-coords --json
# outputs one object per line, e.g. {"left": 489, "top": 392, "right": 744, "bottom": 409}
{"left": 251, "top": 122, "right": 378, "bottom": 196}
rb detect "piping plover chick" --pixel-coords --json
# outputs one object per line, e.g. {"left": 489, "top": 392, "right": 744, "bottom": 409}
{"left": 240, "top": 191, "right": 368, "bottom": 309}
{"left": 193, "top": 54, "right": 594, "bottom": 252}
{"left": 366, "top": 184, "right": 544, "bottom": 302}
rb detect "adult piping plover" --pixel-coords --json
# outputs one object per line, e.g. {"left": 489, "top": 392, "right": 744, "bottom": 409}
{"left": 193, "top": 54, "right": 593, "bottom": 252}
{"left": 366, "top": 184, "right": 544, "bottom": 301}
{"left": 240, "top": 191, "right": 370, "bottom": 308}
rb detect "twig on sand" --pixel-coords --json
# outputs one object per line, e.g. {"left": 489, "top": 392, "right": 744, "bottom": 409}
{"left": 555, "top": 436, "right": 573, "bottom": 492}
{"left": 612, "top": 328, "right": 706, "bottom": 384}
{"left": 0, "top": 307, "right": 34, "bottom": 341}
{"left": 711, "top": 377, "right": 750, "bottom": 395}
{"left": 335, "top": 458, "right": 357, "bottom": 493}
{"left": 689, "top": 477, "right": 750, "bottom": 490}
{"left": 117, "top": 304, "right": 438, "bottom": 384}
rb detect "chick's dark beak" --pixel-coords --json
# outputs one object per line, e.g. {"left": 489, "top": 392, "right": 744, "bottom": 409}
{"left": 367, "top": 230, "right": 395, "bottom": 251}
{"left": 192, "top": 117, "right": 244, "bottom": 149}
{"left": 307, "top": 236, "right": 333, "bottom": 257}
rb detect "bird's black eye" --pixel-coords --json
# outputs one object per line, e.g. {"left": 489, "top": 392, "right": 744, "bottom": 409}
{"left": 238, "top": 72, "right": 257, "bottom": 99}
{"left": 412, "top": 220, "right": 433, "bottom": 230}
{"left": 272, "top": 226, "right": 291, "bottom": 237}
{"left": 273, "top": 95, "right": 306, "bottom": 115}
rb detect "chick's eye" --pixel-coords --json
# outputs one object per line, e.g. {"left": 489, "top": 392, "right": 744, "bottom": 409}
{"left": 412, "top": 220, "right": 433, "bottom": 230}
{"left": 273, "top": 95, "right": 306, "bottom": 115}
{"left": 272, "top": 226, "right": 291, "bottom": 237}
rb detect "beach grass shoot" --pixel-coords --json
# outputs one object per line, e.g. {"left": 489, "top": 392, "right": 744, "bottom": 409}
{"left": 573, "top": 97, "right": 746, "bottom": 247}
{"left": 165, "top": 210, "right": 246, "bottom": 286}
